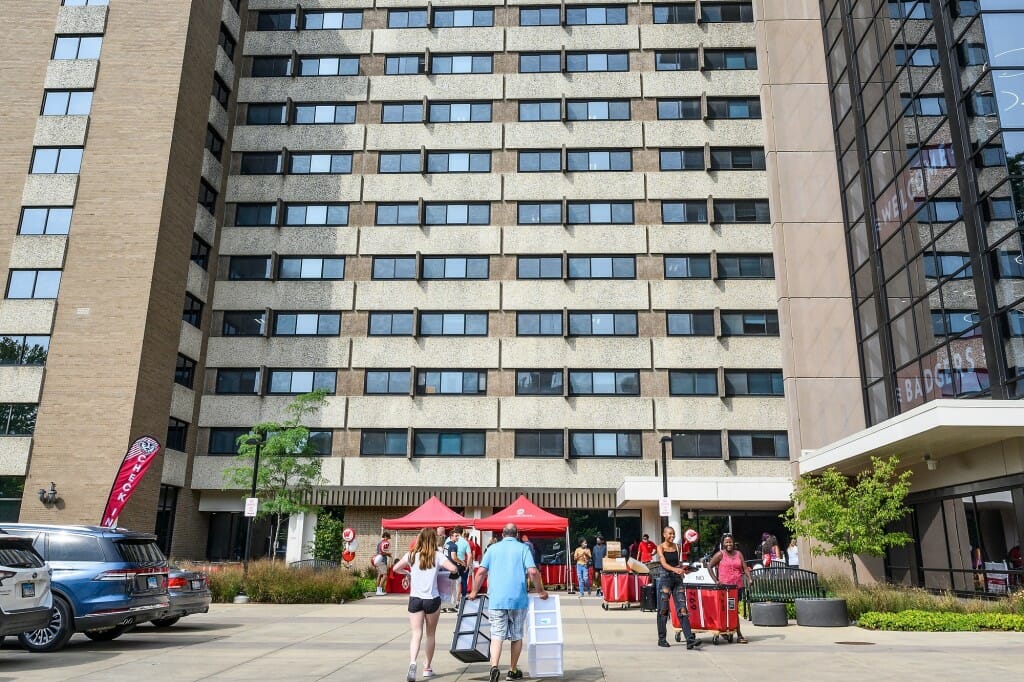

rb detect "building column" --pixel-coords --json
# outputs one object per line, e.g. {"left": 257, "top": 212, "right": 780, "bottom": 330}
{"left": 286, "top": 510, "right": 317, "bottom": 563}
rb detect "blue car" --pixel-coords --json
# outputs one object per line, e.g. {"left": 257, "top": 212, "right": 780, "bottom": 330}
{"left": 0, "top": 524, "right": 169, "bottom": 652}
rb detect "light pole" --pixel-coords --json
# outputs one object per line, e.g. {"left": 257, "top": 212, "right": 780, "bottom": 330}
{"left": 659, "top": 435, "right": 673, "bottom": 531}
{"left": 242, "top": 434, "right": 263, "bottom": 569}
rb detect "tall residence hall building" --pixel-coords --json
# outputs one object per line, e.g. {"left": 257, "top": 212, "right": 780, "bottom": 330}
{"left": 2, "top": 0, "right": 1021, "bottom": 589}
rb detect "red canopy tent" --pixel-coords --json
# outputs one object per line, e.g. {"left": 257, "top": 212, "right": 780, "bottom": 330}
{"left": 474, "top": 495, "right": 567, "bottom": 534}
{"left": 475, "top": 495, "right": 573, "bottom": 591}
{"left": 381, "top": 495, "right": 472, "bottom": 530}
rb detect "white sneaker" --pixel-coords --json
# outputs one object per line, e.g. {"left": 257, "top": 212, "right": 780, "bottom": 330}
{"left": 376, "top": 587, "right": 384, "bottom": 595}
{"left": 406, "top": 663, "right": 417, "bottom": 682}
{"left": 423, "top": 667, "right": 435, "bottom": 678}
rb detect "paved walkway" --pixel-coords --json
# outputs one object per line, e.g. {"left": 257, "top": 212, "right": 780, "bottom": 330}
{"left": 1, "top": 594, "right": 1021, "bottom": 681}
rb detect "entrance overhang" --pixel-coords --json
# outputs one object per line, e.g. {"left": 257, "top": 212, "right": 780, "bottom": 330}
{"left": 616, "top": 476, "right": 793, "bottom": 510}
{"left": 801, "top": 400, "right": 1024, "bottom": 475}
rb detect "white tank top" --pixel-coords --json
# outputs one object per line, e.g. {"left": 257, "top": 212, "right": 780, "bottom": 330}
{"left": 406, "top": 551, "right": 447, "bottom": 599}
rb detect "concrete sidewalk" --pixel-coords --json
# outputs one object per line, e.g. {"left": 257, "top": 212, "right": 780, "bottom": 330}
{"left": 1, "top": 594, "right": 1020, "bottom": 681}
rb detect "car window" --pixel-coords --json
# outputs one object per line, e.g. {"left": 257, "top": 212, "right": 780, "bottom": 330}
{"left": 1, "top": 529, "right": 43, "bottom": 553}
{"left": 47, "top": 534, "right": 106, "bottom": 562}
{"left": 115, "top": 540, "right": 165, "bottom": 564}
{"left": 0, "top": 543, "right": 44, "bottom": 568}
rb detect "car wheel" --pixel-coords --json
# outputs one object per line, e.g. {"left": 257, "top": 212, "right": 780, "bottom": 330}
{"left": 83, "top": 624, "right": 131, "bottom": 642}
{"left": 18, "top": 597, "right": 74, "bottom": 653}
{"left": 150, "top": 617, "right": 180, "bottom": 628}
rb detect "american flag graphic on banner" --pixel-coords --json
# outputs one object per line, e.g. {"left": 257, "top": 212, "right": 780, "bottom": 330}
{"left": 100, "top": 435, "right": 162, "bottom": 527}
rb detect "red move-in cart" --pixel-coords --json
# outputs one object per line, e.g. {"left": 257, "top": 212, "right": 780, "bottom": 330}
{"left": 600, "top": 572, "right": 651, "bottom": 610}
{"left": 670, "top": 584, "right": 739, "bottom": 644}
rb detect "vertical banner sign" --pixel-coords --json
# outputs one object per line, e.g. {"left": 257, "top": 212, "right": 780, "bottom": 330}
{"left": 100, "top": 435, "right": 163, "bottom": 527}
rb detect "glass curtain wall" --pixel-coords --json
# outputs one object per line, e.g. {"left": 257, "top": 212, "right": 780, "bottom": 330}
{"left": 821, "top": 0, "right": 1024, "bottom": 425}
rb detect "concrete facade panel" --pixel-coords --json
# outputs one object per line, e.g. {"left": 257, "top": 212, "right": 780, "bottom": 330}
{"left": 244, "top": 29, "right": 374, "bottom": 56}
{"left": 501, "top": 458, "right": 653, "bottom": 489}
{"left": 8, "top": 236, "right": 67, "bottom": 270}
{"left": 21, "top": 175, "right": 78, "bottom": 207}
{"left": 221, "top": 0, "right": 241, "bottom": 38}
{"left": 505, "top": 121, "right": 644, "bottom": 150}
{"left": 370, "top": 27, "right": 503, "bottom": 53}
{"left": 368, "top": 75, "right": 502, "bottom": 101}
{"left": 212, "top": 281, "right": 355, "bottom": 310}
{"left": 506, "top": 73, "right": 642, "bottom": 100}
{"left": 650, "top": 280, "right": 778, "bottom": 310}
{"left": 362, "top": 174, "right": 501, "bottom": 202}
{"left": 639, "top": 23, "right": 754, "bottom": 50}
{"left": 342, "top": 457, "right": 498, "bottom": 489}
{"left": 0, "top": 301, "right": 56, "bottom": 335}
{"left": 499, "top": 396, "right": 654, "bottom": 430}
{"left": 503, "top": 225, "right": 646, "bottom": 254}
{"left": 646, "top": 171, "right": 769, "bottom": 200}
{"left": 503, "top": 280, "right": 650, "bottom": 311}
{"left": 0, "top": 438, "right": 31, "bottom": 477}
{"left": 500, "top": 337, "right": 651, "bottom": 369}
{"left": 170, "top": 384, "right": 196, "bottom": 422}
{"left": 33, "top": 115, "right": 89, "bottom": 148}
{"left": 205, "top": 337, "right": 351, "bottom": 368}
{"left": 644, "top": 120, "right": 763, "bottom": 148}
{"left": 503, "top": 172, "right": 644, "bottom": 201}
{"left": 641, "top": 71, "right": 760, "bottom": 98}
{"left": 0, "top": 367, "right": 44, "bottom": 403}
{"left": 350, "top": 337, "right": 499, "bottom": 368}
{"left": 232, "top": 125, "right": 367, "bottom": 152}
{"left": 663, "top": 457, "right": 792, "bottom": 478}
{"left": 365, "top": 123, "right": 502, "bottom": 151}
{"left": 652, "top": 337, "right": 784, "bottom": 369}
{"left": 186, "top": 261, "right": 210, "bottom": 302}
{"left": 225, "top": 175, "right": 362, "bottom": 204}
{"left": 654, "top": 396, "right": 788, "bottom": 430}
{"left": 238, "top": 76, "right": 370, "bottom": 103}
{"left": 648, "top": 224, "right": 774, "bottom": 253}
{"left": 355, "top": 281, "right": 501, "bottom": 310}
{"left": 219, "top": 226, "right": 359, "bottom": 256}
{"left": 55, "top": 5, "right": 109, "bottom": 35}
{"left": 43, "top": 59, "right": 98, "bottom": 90}
{"left": 347, "top": 396, "right": 499, "bottom": 429}
{"left": 505, "top": 25, "right": 640, "bottom": 51}
{"left": 215, "top": 48, "right": 235, "bottom": 89}
{"left": 194, "top": 205, "right": 217, "bottom": 245}
{"left": 201, "top": 149, "right": 224, "bottom": 188}
{"left": 198, "top": 396, "right": 347, "bottom": 429}
{"left": 161, "top": 448, "right": 188, "bottom": 488}
{"left": 179, "top": 320, "right": 203, "bottom": 362}
{"left": 359, "top": 225, "right": 501, "bottom": 255}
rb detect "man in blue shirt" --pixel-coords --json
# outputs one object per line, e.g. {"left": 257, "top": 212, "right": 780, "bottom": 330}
{"left": 469, "top": 523, "right": 548, "bottom": 682}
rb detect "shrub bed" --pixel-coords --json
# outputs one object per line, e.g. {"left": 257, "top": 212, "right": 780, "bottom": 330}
{"left": 198, "top": 560, "right": 374, "bottom": 603}
{"left": 819, "top": 575, "right": 1024, "bottom": 620}
{"left": 859, "top": 610, "right": 1024, "bottom": 632}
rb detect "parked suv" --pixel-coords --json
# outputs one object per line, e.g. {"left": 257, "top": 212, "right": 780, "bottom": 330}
{"left": 0, "top": 524, "right": 169, "bottom": 652}
{"left": 0, "top": 534, "right": 52, "bottom": 638}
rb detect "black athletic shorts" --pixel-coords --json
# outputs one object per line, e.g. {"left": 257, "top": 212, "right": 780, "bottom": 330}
{"left": 408, "top": 596, "right": 442, "bottom": 614}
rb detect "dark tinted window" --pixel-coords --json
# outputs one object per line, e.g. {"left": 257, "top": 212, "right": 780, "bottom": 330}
{"left": 115, "top": 540, "right": 166, "bottom": 563}
{"left": 46, "top": 534, "right": 106, "bottom": 562}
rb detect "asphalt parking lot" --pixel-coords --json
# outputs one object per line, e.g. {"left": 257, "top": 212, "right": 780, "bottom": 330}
{"left": 1, "top": 595, "right": 1021, "bottom": 681}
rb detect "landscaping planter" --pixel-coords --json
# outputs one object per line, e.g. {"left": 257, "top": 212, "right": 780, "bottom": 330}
{"left": 750, "top": 602, "right": 788, "bottom": 626}
{"left": 795, "top": 598, "right": 849, "bottom": 627}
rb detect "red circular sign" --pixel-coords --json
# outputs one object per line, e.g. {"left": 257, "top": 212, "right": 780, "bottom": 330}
{"left": 342, "top": 550, "right": 355, "bottom": 563}
{"left": 342, "top": 528, "right": 356, "bottom": 542}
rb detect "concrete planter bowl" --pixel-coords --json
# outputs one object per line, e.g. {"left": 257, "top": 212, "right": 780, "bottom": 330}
{"left": 794, "top": 598, "right": 849, "bottom": 627}
{"left": 750, "top": 601, "right": 788, "bottom": 626}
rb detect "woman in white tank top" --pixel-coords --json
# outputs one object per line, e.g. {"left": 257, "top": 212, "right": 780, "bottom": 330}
{"left": 393, "top": 527, "right": 459, "bottom": 682}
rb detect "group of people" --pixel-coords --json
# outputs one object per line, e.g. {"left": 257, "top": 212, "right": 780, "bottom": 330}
{"left": 392, "top": 523, "right": 547, "bottom": 682}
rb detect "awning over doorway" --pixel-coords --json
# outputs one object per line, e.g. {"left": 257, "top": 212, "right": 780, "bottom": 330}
{"left": 801, "top": 400, "right": 1024, "bottom": 475}
{"left": 616, "top": 476, "right": 793, "bottom": 509}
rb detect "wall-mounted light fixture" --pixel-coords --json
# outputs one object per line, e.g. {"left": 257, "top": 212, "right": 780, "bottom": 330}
{"left": 686, "top": 510, "right": 696, "bottom": 520}
{"left": 38, "top": 482, "right": 58, "bottom": 505}
{"left": 924, "top": 454, "right": 938, "bottom": 471}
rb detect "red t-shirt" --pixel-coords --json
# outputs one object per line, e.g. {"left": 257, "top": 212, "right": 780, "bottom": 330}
{"left": 638, "top": 540, "right": 657, "bottom": 562}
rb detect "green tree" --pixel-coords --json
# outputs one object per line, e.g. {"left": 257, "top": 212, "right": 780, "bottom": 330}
{"left": 782, "top": 455, "right": 913, "bottom": 587}
{"left": 225, "top": 390, "right": 328, "bottom": 558}
{"left": 312, "top": 509, "right": 346, "bottom": 562}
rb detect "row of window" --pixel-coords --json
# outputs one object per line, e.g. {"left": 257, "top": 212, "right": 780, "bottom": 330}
{"left": 360, "top": 368, "right": 783, "bottom": 396}
{"left": 225, "top": 251, "right": 775, "bottom": 282}
{"left": 245, "top": 97, "right": 762, "bottom": 125}
{"left": 0, "top": 335, "right": 49, "bottom": 365}
{"left": 0, "top": 404, "right": 37, "bottom": 436}
{"left": 206, "top": 426, "right": 786, "bottom": 459}
{"left": 237, "top": 147, "right": 766, "bottom": 175}
{"left": 231, "top": 200, "right": 771, "bottom": 227}
{"left": 250, "top": 49, "right": 756, "bottom": 77}
{"left": 254, "top": 3, "right": 753, "bottom": 31}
